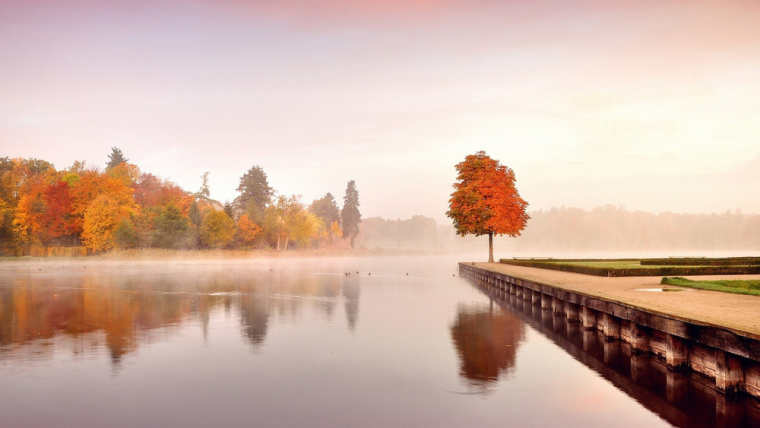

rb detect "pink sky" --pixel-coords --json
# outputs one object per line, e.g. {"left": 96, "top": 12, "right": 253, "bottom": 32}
{"left": 3, "top": 0, "right": 760, "bottom": 220}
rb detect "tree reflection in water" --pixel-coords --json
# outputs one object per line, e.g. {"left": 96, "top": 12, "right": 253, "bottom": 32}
{"left": 0, "top": 268, "right": 355, "bottom": 368}
{"left": 449, "top": 300, "right": 525, "bottom": 391}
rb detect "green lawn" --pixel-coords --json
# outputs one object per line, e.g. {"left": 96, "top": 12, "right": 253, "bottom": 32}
{"left": 501, "top": 258, "right": 760, "bottom": 277}
{"left": 661, "top": 277, "right": 760, "bottom": 296}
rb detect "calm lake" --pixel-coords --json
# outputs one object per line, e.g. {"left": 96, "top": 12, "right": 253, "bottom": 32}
{"left": 0, "top": 256, "right": 758, "bottom": 427}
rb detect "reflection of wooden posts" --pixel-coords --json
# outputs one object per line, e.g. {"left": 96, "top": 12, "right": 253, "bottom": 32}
{"left": 603, "top": 339, "right": 620, "bottom": 364}
{"left": 565, "top": 319, "right": 579, "bottom": 337}
{"left": 715, "top": 394, "right": 745, "bottom": 428}
{"left": 630, "top": 352, "right": 648, "bottom": 383}
{"left": 531, "top": 290, "right": 541, "bottom": 305}
{"left": 582, "top": 329, "right": 597, "bottom": 352}
{"left": 665, "top": 370, "right": 688, "bottom": 403}
{"left": 665, "top": 335, "right": 689, "bottom": 370}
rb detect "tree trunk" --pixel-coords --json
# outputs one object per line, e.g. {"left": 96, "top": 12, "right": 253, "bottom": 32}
{"left": 350, "top": 233, "right": 356, "bottom": 249}
{"left": 284, "top": 236, "right": 289, "bottom": 251}
{"left": 276, "top": 235, "right": 280, "bottom": 251}
{"left": 488, "top": 231, "right": 494, "bottom": 263}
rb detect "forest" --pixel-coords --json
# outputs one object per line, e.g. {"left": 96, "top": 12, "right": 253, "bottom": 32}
{"left": 0, "top": 148, "right": 361, "bottom": 255}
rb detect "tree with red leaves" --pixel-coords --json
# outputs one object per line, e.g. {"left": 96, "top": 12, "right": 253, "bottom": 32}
{"left": 447, "top": 151, "right": 529, "bottom": 262}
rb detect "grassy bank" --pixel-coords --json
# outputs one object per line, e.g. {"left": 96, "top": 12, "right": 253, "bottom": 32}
{"left": 661, "top": 277, "right": 760, "bottom": 296}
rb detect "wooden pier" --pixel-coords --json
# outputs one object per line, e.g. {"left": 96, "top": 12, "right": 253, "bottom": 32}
{"left": 459, "top": 262, "right": 760, "bottom": 400}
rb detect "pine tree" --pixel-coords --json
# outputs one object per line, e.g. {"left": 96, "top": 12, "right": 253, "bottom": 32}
{"left": 235, "top": 166, "right": 273, "bottom": 221}
{"left": 106, "top": 147, "right": 128, "bottom": 170}
{"left": 341, "top": 180, "right": 361, "bottom": 248}
{"left": 197, "top": 172, "right": 210, "bottom": 200}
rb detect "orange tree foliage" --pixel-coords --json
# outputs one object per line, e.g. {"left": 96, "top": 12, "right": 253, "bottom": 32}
{"left": 134, "top": 173, "right": 192, "bottom": 214}
{"left": 82, "top": 191, "right": 139, "bottom": 252}
{"left": 447, "top": 151, "right": 529, "bottom": 238}
{"left": 236, "top": 214, "right": 262, "bottom": 246}
{"left": 42, "top": 181, "right": 77, "bottom": 240}
{"left": 13, "top": 178, "right": 77, "bottom": 244}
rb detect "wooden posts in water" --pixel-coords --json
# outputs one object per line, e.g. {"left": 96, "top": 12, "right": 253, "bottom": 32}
{"left": 540, "top": 294, "right": 552, "bottom": 310}
{"left": 665, "top": 335, "right": 688, "bottom": 370}
{"left": 581, "top": 307, "right": 597, "bottom": 330}
{"left": 715, "top": 350, "right": 744, "bottom": 394}
{"left": 457, "top": 262, "right": 760, "bottom": 401}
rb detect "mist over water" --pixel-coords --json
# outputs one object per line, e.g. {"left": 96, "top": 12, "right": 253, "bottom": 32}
{"left": 2, "top": 256, "right": 756, "bottom": 427}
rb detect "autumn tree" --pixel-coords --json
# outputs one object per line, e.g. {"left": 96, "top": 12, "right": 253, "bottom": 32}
{"left": 106, "top": 162, "right": 140, "bottom": 187}
{"left": 235, "top": 166, "right": 273, "bottom": 221}
{"left": 200, "top": 210, "right": 235, "bottom": 248}
{"left": 288, "top": 208, "right": 323, "bottom": 248}
{"left": 82, "top": 193, "right": 139, "bottom": 252}
{"left": 447, "top": 151, "right": 529, "bottom": 262}
{"left": 310, "top": 193, "right": 340, "bottom": 241}
{"left": 106, "top": 147, "right": 128, "bottom": 170}
{"left": 236, "top": 214, "right": 262, "bottom": 247}
{"left": 41, "top": 181, "right": 77, "bottom": 242}
{"left": 341, "top": 180, "right": 361, "bottom": 248}
{"left": 329, "top": 221, "right": 342, "bottom": 245}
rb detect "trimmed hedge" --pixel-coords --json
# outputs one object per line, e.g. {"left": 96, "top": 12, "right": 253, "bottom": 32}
{"left": 499, "top": 259, "right": 760, "bottom": 277}
{"left": 641, "top": 257, "right": 760, "bottom": 266}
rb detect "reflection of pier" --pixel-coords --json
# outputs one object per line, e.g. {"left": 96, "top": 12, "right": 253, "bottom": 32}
{"left": 466, "top": 273, "right": 760, "bottom": 428}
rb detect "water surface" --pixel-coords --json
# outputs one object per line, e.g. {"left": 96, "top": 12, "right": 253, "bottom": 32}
{"left": 0, "top": 256, "right": 756, "bottom": 427}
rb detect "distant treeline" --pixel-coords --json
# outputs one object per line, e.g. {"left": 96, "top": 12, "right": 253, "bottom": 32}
{"left": 356, "top": 206, "right": 760, "bottom": 253}
{"left": 506, "top": 206, "right": 760, "bottom": 252}
{"left": 0, "top": 148, "right": 362, "bottom": 255}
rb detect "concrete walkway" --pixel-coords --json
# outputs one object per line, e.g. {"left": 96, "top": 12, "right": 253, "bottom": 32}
{"left": 471, "top": 262, "right": 760, "bottom": 338}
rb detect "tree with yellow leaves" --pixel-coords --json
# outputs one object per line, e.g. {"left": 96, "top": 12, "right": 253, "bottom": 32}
{"left": 200, "top": 210, "right": 235, "bottom": 248}
{"left": 82, "top": 193, "right": 138, "bottom": 252}
{"left": 328, "top": 220, "right": 342, "bottom": 245}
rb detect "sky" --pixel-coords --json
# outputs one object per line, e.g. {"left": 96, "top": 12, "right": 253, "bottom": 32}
{"left": 3, "top": 0, "right": 760, "bottom": 222}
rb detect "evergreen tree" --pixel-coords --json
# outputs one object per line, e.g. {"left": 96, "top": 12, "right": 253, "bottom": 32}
{"left": 224, "top": 202, "right": 235, "bottom": 219}
{"left": 235, "top": 166, "right": 273, "bottom": 220}
{"left": 106, "top": 147, "right": 128, "bottom": 170}
{"left": 188, "top": 201, "right": 202, "bottom": 248}
{"left": 341, "top": 180, "right": 361, "bottom": 248}
{"left": 197, "top": 172, "right": 210, "bottom": 200}
{"left": 152, "top": 204, "right": 190, "bottom": 248}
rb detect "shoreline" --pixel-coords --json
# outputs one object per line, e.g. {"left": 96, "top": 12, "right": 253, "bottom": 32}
{"left": 0, "top": 248, "right": 457, "bottom": 265}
